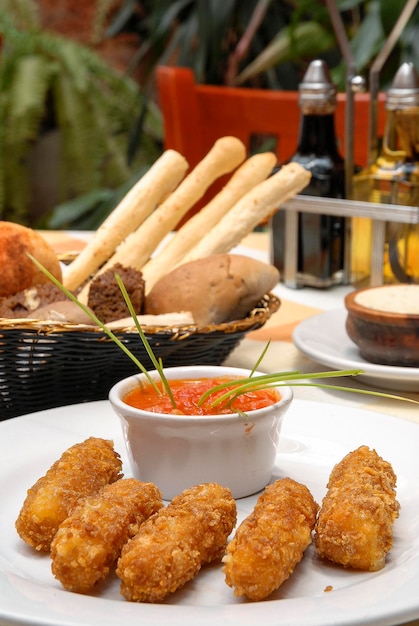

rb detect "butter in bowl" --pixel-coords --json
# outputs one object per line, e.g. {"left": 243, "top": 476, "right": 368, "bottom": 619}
{"left": 344, "top": 284, "right": 419, "bottom": 367}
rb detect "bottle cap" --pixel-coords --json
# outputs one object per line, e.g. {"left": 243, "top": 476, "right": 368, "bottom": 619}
{"left": 386, "top": 62, "right": 419, "bottom": 110}
{"left": 299, "top": 60, "right": 337, "bottom": 114}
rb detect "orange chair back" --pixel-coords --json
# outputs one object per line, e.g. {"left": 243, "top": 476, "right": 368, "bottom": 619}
{"left": 156, "top": 65, "right": 386, "bottom": 217}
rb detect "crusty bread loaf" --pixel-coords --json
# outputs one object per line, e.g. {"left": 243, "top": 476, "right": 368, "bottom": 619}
{"left": 0, "top": 221, "right": 62, "bottom": 298}
{"left": 144, "top": 254, "right": 279, "bottom": 326}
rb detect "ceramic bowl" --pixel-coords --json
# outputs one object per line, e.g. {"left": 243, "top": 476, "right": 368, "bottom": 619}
{"left": 108, "top": 365, "right": 293, "bottom": 500}
{"left": 345, "top": 284, "right": 419, "bottom": 367}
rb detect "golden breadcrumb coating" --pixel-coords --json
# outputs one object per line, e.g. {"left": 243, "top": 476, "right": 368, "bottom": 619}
{"left": 223, "top": 477, "right": 318, "bottom": 601}
{"left": 50, "top": 478, "right": 163, "bottom": 593}
{"left": 314, "top": 445, "right": 400, "bottom": 571}
{"left": 116, "top": 482, "right": 237, "bottom": 603}
{"left": 169, "top": 482, "right": 237, "bottom": 563}
{"left": 15, "top": 437, "right": 122, "bottom": 552}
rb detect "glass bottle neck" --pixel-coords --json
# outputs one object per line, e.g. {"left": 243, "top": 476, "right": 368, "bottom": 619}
{"left": 296, "top": 113, "right": 340, "bottom": 157}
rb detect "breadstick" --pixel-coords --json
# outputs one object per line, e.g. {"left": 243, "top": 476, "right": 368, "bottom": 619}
{"left": 141, "top": 151, "right": 277, "bottom": 291}
{"left": 223, "top": 478, "right": 318, "bottom": 601}
{"left": 182, "top": 162, "right": 311, "bottom": 262}
{"left": 63, "top": 149, "right": 188, "bottom": 291}
{"left": 15, "top": 437, "right": 122, "bottom": 552}
{"left": 116, "top": 483, "right": 236, "bottom": 603}
{"left": 93, "top": 136, "right": 246, "bottom": 277}
{"left": 51, "top": 478, "right": 163, "bottom": 593}
{"left": 314, "top": 446, "right": 400, "bottom": 571}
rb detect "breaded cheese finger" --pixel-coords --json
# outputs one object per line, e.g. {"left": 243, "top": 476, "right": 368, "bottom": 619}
{"left": 15, "top": 437, "right": 122, "bottom": 552}
{"left": 51, "top": 478, "right": 163, "bottom": 593}
{"left": 223, "top": 478, "right": 318, "bottom": 601}
{"left": 116, "top": 483, "right": 237, "bottom": 602}
{"left": 169, "top": 482, "right": 238, "bottom": 563}
{"left": 314, "top": 445, "right": 400, "bottom": 571}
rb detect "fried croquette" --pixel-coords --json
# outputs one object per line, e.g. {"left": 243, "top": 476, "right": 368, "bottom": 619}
{"left": 116, "top": 482, "right": 237, "bottom": 602}
{"left": 314, "top": 445, "right": 400, "bottom": 571}
{"left": 169, "top": 482, "right": 238, "bottom": 563}
{"left": 15, "top": 437, "right": 122, "bottom": 552}
{"left": 223, "top": 477, "right": 318, "bottom": 601}
{"left": 50, "top": 478, "right": 163, "bottom": 593}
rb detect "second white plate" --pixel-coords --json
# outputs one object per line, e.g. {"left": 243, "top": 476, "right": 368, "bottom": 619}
{"left": 292, "top": 308, "right": 419, "bottom": 392}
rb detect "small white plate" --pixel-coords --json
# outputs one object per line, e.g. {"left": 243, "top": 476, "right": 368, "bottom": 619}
{"left": 293, "top": 308, "right": 419, "bottom": 392}
{"left": 1, "top": 400, "right": 419, "bottom": 626}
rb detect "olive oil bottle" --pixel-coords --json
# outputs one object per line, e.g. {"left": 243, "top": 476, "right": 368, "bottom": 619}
{"left": 351, "top": 62, "right": 419, "bottom": 285}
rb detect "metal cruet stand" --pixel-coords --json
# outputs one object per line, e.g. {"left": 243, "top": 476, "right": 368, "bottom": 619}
{"left": 276, "top": 0, "right": 419, "bottom": 288}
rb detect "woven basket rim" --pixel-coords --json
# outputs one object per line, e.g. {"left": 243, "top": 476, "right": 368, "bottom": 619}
{"left": 0, "top": 292, "right": 280, "bottom": 337}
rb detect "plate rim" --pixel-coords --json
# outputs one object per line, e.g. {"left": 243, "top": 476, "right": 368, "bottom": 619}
{"left": 292, "top": 308, "right": 419, "bottom": 384}
{"left": 1, "top": 399, "right": 419, "bottom": 626}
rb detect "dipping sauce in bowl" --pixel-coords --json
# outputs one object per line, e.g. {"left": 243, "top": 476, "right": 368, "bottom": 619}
{"left": 109, "top": 366, "right": 293, "bottom": 499}
{"left": 345, "top": 284, "right": 419, "bottom": 367}
{"left": 123, "top": 376, "right": 280, "bottom": 415}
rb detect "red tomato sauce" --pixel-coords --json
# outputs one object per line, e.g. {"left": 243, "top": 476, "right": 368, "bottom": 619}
{"left": 123, "top": 377, "right": 280, "bottom": 416}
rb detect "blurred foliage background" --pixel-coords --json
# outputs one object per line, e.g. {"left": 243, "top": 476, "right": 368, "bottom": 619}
{"left": 0, "top": 0, "right": 417, "bottom": 228}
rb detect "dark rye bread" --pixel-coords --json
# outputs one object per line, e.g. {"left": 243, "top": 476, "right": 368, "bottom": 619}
{"left": 87, "top": 263, "right": 145, "bottom": 323}
{"left": 144, "top": 254, "right": 279, "bottom": 326}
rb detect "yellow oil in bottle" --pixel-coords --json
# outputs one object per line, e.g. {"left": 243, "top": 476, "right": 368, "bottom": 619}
{"left": 351, "top": 64, "right": 419, "bottom": 285}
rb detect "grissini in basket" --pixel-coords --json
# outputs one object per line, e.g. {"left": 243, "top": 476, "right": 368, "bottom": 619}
{"left": 141, "top": 151, "right": 277, "bottom": 291}
{"left": 63, "top": 149, "right": 189, "bottom": 292}
{"left": 87, "top": 136, "right": 246, "bottom": 282}
{"left": 76, "top": 136, "right": 246, "bottom": 303}
{"left": 182, "top": 162, "right": 311, "bottom": 262}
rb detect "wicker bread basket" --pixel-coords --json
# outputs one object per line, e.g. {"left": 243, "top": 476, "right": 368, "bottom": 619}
{"left": 0, "top": 293, "right": 279, "bottom": 420}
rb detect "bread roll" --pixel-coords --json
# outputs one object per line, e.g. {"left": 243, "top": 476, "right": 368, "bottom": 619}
{"left": 27, "top": 301, "right": 96, "bottom": 325}
{"left": 145, "top": 254, "right": 279, "bottom": 326}
{"left": 0, "top": 221, "right": 62, "bottom": 298}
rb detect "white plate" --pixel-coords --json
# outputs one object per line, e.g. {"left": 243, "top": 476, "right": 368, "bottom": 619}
{"left": 292, "top": 308, "right": 419, "bottom": 392}
{"left": 1, "top": 400, "right": 419, "bottom": 626}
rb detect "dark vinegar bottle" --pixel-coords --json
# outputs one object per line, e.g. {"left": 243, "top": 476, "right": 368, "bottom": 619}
{"left": 272, "top": 59, "right": 346, "bottom": 288}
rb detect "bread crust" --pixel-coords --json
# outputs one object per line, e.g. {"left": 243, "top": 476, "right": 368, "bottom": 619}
{"left": 0, "top": 221, "right": 62, "bottom": 297}
{"left": 145, "top": 254, "right": 279, "bottom": 325}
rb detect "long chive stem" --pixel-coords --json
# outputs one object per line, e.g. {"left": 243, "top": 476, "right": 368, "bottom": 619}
{"left": 28, "top": 254, "right": 419, "bottom": 410}
{"left": 115, "top": 274, "right": 176, "bottom": 409}
{"left": 250, "top": 341, "right": 271, "bottom": 376}
{"left": 199, "top": 369, "right": 363, "bottom": 407}
{"left": 28, "top": 254, "right": 161, "bottom": 394}
{"left": 197, "top": 369, "right": 301, "bottom": 406}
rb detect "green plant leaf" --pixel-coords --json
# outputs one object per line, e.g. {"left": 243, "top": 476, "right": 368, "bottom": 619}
{"left": 349, "top": 0, "right": 385, "bottom": 70}
{"left": 234, "top": 22, "right": 335, "bottom": 86}
{"left": 0, "top": 8, "right": 147, "bottom": 224}
{"left": 47, "top": 190, "right": 115, "bottom": 229}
